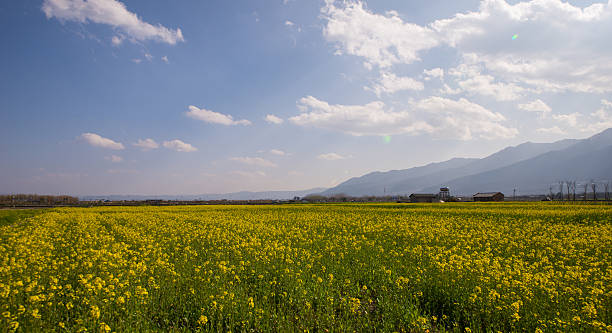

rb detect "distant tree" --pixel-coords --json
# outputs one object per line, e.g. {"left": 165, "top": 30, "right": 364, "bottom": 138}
{"left": 591, "top": 181, "right": 598, "bottom": 201}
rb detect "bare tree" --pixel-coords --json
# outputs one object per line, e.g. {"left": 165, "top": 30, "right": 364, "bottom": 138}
{"left": 591, "top": 180, "right": 597, "bottom": 201}
{"left": 565, "top": 181, "right": 572, "bottom": 201}
{"left": 559, "top": 181, "right": 564, "bottom": 201}
{"left": 606, "top": 181, "right": 611, "bottom": 201}
{"left": 584, "top": 182, "right": 588, "bottom": 201}
{"left": 549, "top": 186, "right": 554, "bottom": 200}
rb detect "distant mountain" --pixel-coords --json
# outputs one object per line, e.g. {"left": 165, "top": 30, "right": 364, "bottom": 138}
{"left": 321, "top": 157, "right": 477, "bottom": 197}
{"left": 422, "top": 128, "right": 612, "bottom": 195}
{"left": 324, "top": 128, "right": 611, "bottom": 196}
{"left": 80, "top": 188, "right": 326, "bottom": 201}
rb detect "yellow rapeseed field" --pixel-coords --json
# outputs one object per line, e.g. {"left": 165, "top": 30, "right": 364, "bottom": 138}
{"left": 0, "top": 203, "right": 610, "bottom": 332}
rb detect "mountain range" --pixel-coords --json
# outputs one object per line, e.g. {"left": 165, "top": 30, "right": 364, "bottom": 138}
{"left": 323, "top": 128, "right": 612, "bottom": 197}
{"left": 80, "top": 188, "right": 326, "bottom": 201}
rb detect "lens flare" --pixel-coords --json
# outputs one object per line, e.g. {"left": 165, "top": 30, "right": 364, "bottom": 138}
{"left": 512, "top": 34, "right": 518, "bottom": 40}
{"left": 383, "top": 135, "right": 391, "bottom": 144}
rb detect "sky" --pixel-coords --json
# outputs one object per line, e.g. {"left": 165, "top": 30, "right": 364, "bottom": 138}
{"left": 1, "top": 0, "right": 611, "bottom": 196}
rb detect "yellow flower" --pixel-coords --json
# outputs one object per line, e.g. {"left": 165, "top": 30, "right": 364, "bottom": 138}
{"left": 198, "top": 315, "right": 208, "bottom": 326}
{"left": 99, "top": 322, "right": 111, "bottom": 333}
{"left": 90, "top": 305, "right": 100, "bottom": 319}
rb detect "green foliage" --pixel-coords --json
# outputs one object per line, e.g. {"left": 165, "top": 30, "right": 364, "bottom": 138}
{"left": 0, "top": 203, "right": 610, "bottom": 332}
{"left": 0, "top": 209, "right": 47, "bottom": 227}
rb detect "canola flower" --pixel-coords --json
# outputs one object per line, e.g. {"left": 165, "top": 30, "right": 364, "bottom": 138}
{"left": 0, "top": 203, "right": 610, "bottom": 331}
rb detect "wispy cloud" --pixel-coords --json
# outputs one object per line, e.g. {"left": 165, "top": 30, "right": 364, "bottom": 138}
{"left": 105, "top": 155, "right": 123, "bottom": 163}
{"left": 269, "top": 149, "right": 286, "bottom": 156}
{"left": 519, "top": 99, "right": 552, "bottom": 113}
{"left": 80, "top": 133, "right": 124, "bottom": 150}
{"left": 133, "top": 138, "right": 159, "bottom": 151}
{"left": 42, "top": 0, "right": 184, "bottom": 45}
{"left": 230, "top": 157, "right": 277, "bottom": 167}
{"left": 265, "top": 114, "right": 284, "bottom": 124}
{"left": 163, "top": 139, "right": 197, "bottom": 152}
{"left": 186, "top": 105, "right": 251, "bottom": 126}
{"left": 317, "top": 153, "right": 346, "bottom": 161}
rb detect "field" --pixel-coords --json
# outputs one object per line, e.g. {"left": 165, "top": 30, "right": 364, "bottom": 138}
{"left": 0, "top": 203, "right": 610, "bottom": 332}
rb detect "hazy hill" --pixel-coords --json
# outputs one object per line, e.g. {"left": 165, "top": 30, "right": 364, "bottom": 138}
{"left": 422, "top": 129, "right": 612, "bottom": 195}
{"left": 324, "top": 129, "right": 610, "bottom": 196}
{"left": 80, "top": 188, "right": 326, "bottom": 201}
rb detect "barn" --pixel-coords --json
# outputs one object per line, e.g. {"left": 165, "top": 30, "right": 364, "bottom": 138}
{"left": 409, "top": 193, "right": 437, "bottom": 203}
{"left": 473, "top": 192, "right": 505, "bottom": 202}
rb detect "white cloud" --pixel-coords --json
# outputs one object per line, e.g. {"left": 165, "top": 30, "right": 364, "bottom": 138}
{"left": 131, "top": 58, "right": 142, "bottom": 64}
{"left": 518, "top": 99, "right": 552, "bottom": 113}
{"left": 161, "top": 56, "right": 169, "bottom": 63}
{"left": 265, "top": 114, "right": 284, "bottom": 124}
{"left": 186, "top": 105, "right": 251, "bottom": 126}
{"left": 80, "top": 133, "right": 124, "bottom": 150}
{"left": 414, "top": 96, "right": 518, "bottom": 140}
{"left": 318, "top": 153, "right": 346, "bottom": 161}
{"left": 290, "top": 95, "right": 516, "bottom": 139}
{"left": 602, "top": 99, "right": 612, "bottom": 108}
{"left": 424, "top": 68, "right": 444, "bottom": 80}
{"left": 269, "top": 149, "right": 286, "bottom": 156}
{"left": 105, "top": 155, "right": 123, "bottom": 163}
{"left": 552, "top": 113, "right": 581, "bottom": 127}
{"left": 537, "top": 126, "right": 565, "bottom": 135}
{"left": 144, "top": 53, "right": 153, "bottom": 61}
{"left": 230, "top": 157, "right": 277, "bottom": 168}
{"left": 322, "top": 0, "right": 612, "bottom": 94}
{"left": 133, "top": 138, "right": 159, "bottom": 150}
{"left": 322, "top": 1, "right": 439, "bottom": 68}
{"left": 448, "top": 63, "right": 524, "bottom": 101}
{"left": 111, "top": 35, "right": 123, "bottom": 46}
{"left": 42, "top": 0, "right": 184, "bottom": 45}
{"left": 285, "top": 20, "right": 294, "bottom": 26}
{"left": 162, "top": 139, "right": 197, "bottom": 152}
{"left": 366, "top": 72, "right": 424, "bottom": 97}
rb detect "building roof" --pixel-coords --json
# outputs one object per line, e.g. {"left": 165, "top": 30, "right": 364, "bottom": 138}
{"left": 473, "top": 192, "right": 503, "bottom": 198}
{"left": 409, "top": 193, "right": 436, "bottom": 197}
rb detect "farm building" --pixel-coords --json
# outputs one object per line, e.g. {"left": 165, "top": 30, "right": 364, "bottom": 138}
{"left": 409, "top": 193, "right": 437, "bottom": 203}
{"left": 473, "top": 192, "right": 504, "bottom": 202}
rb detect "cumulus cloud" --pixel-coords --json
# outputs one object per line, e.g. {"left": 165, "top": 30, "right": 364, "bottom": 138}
{"left": 317, "top": 153, "right": 346, "bottom": 161}
{"left": 230, "top": 157, "right": 277, "bottom": 168}
{"left": 133, "top": 138, "right": 159, "bottom": 150}
{"left": 163, "top": 139, "right": 197, "bottom": 152}
{"left": 366, "top": 72, "right": 424, "bottom": 97}
{"left": 161, "top": 56, "right": 169, "bottom": 63}
{"left": 322, "top": 0, "right": 612, "bottom": 94}
{"left": 186, "top": 105, "right": 251, "bottom": 126}
{"left": 285, "top": 20, "right": 295, "bottom": 26}
{"left": 80, "top": 133, "right": 124, "bottom": 150}
{"left": 424, "top": 68, "right": 444, "bottom": 80}
{"left": 518, "top": 99, "right": 552, "bottom": 113}
{"left": 290, "top": 95, "right": 516, "bottom": 139}
{"left": 322, "top": 1, "right": 439, "bottom": 68}
{"left": 42, "top": 0, "right": 184, "bottom": 45}
{"left": 265, "top": 114, "right": 284, "bottom": 124}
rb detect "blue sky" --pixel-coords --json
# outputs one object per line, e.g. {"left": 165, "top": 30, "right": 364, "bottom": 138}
{"left": 1, "top": 0, "right": 611, "bottom": 195}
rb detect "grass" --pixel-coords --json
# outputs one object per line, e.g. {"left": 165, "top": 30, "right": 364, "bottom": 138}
{"left": 0, "top": 209, "right": 47, "bottom": 227}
